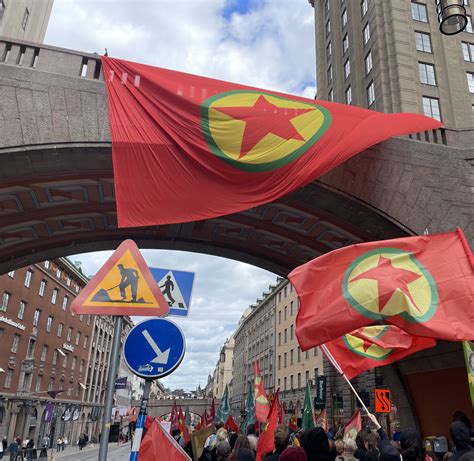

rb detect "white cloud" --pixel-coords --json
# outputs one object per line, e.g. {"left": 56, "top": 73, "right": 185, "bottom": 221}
{"left": 46, "top": 0, "right": 315, "bottom": 390}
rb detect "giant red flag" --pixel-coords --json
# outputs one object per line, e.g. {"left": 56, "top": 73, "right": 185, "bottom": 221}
{"left": 101, "top": 56, "right": 442, "bottom": 228}
{"left": 254, "top": 360, "right": 270, "bottom": 423}
{"left": 291, "top": 229, "right": 474, "bottom": 349}
{"left": 324, "top": 325, "right": 436, "bottom": 380}
{"left": 139, "top": 420, "right": 191, "bottom": 461}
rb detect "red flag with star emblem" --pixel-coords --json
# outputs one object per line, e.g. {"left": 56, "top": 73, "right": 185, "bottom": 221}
{"left": 101, "top": 56, "right": 442, "bottom": 227}
{"left": 324, "top": 325, "right": 436, "bottom": 380}
{"left": 254, "top": 360, "right": 270, "bottom": 423}
{"left": 291, "top": 229, "right": 474, "bottom": 349}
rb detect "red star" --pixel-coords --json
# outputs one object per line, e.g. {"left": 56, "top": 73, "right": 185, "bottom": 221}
{"left": 351, "top": 255, "right": 422, "bottom": 313}
{"left": 215, "top": 95, "right": 313, "bottom": 159}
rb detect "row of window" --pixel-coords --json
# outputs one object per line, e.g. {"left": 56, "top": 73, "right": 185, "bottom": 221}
{"left": 277, "top": 300, "right": 296, "bottom": 324}
{"left": 277, "top": 367, "right": 319, "bottom": 392}
{"left": 277, "top": 283, "right": 293, "bottom": 304}
{"left": 12, "top": 262, "right": 81, "bottom": 292}
{"left": 411, "top": 1, "right": 472, "bottom": 33}
{"left": 278, "top": 347, "right": 319, "bottom": 369}
{"left": 324, "top": 0, "right": 369, "bottom": 21}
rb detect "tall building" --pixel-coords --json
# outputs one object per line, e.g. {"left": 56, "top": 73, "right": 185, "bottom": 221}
{"left": 210, "top": 335, "right": 235, "bottom": 400}
{"left": 0, "top": 0, "right": 54, "bottom": 43}
{"left": 311, "top": 0, "right": 474, "bottom": 128}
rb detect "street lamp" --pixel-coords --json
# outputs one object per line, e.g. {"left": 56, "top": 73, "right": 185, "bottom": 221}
{"left": 436, "top": 0, "right": 468, "bottom": 35}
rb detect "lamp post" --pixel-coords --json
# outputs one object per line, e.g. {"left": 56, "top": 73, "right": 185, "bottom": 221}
{"left": 435, "top": 0, "right": 468, "bottom": 35}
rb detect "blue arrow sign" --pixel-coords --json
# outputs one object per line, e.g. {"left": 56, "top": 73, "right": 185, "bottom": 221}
{"left": 123, "top": 318, "right": 185, "bottom": 379}
{"left": 150, "top": 267, "right": 195, "bottom": 317}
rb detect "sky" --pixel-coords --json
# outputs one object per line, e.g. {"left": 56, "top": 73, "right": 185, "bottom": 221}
{"left": 44, "top": 0, "right": 317, "bottom": 390}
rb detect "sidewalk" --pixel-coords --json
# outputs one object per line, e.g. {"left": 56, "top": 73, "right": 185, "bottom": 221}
{"left": 47, "top": 442, "right": 130, "bottom": 460}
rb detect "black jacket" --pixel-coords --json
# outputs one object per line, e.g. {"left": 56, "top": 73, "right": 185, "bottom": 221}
{"left": 451, "top": 422, "right": 474, "bottom": 461}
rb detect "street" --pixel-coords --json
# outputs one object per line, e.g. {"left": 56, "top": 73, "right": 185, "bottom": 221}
{"left": 52, "top": 443, "right": 131, "bottom": 460}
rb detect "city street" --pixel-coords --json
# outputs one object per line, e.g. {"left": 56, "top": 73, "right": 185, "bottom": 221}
{"left": 52, "top": 443, "right": 131, "bottom": 460}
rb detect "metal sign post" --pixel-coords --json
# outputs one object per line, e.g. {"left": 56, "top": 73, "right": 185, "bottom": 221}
{"left": 130, "top": 379, "right": 152, "bottom": 461}
{"left": 98, "top": 315, "right": 123, "bottom": 461}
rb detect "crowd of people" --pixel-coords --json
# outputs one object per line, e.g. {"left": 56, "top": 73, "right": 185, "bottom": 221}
{"left": 190, "top": 411, "right": 474, "bottom": 461}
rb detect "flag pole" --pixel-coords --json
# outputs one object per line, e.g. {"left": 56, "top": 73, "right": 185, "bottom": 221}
{"left": 320, "top": 344, "right": 371, "bottom": 416}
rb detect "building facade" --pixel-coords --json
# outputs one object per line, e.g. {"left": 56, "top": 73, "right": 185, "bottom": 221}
{"left": 0, "top": 0, "right": 54, "bottom": 43}
{"left": 210, "top": 335, "right": 235, "bottom": 400}
{"left": 230, "top": 286, "right": 277, "bottom": 416}
{"left": 0, "top": 258, "right": 91, "bottom": 445}
{"left": 312, "top": 0, "right": 474, "bottom": 128}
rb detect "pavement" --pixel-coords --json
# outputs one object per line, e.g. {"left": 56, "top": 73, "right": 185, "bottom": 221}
{"left": 47, "top": 443, "right": 131, "bottom": 460}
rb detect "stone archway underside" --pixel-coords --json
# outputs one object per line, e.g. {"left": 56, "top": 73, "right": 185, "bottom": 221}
{"left": 0, "top": 143, "right": 408, "bottom": 275}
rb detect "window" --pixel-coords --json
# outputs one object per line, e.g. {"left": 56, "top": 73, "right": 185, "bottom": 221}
{"left": 41, "top": 345, "right": 48, "bottom": 362}
{"left": 278, "top": 310, "right": 281, "bottom": 324}
{"left": 33, "top": 309, "right": 41, "bottom": 327}
{"left": 62, "top": 296, "right": 69, "bottom": 310}
{"left": 79, "top": 359, "right": 84, "bottom": 373}
{"left": 18, "top": 301, "right": 26, "bottom": 320}
{"left": 416, "top": 32, "right": 432, "bottom": 53}
{"left": 35, "top": 375, "right": 42, "bottom": 392}
{"left": 284, "top": 329, "right": 288, "bottom": 343}
{"left": 52, "top": 349, "right": 58, "bottom": 365}
{"left": 83, "top": 335, "right": 89, "bottom": 348}
{"left": 21, "top": 7, "right": 29, "bottom": 30}
{"left": 298, "top": 373, "right": 301, "bottom": 388}
{"left": 361, "top": 0, "right": 368, "bottom": 16}
{"left": 62, "top": 355, "right": 67, "bottom": 368}
{"left": 290, "top": 349, "right": 294, "bottom": 365}
{"left": 367, "top": 81, "right": 375, "bottom": 106}
{"left": 342, "top": 9, "right": 348, "bottom": 28}
{"left": 305, "top": 350, "right": 309, "bottom": 360}
{"left": 11, "top": 334, "right": 20, "bottom": 353}
{"left": 56, "top": 268, "right": 62, "bottom": 278}
{"left": 467, "top": 15, "right": 473, "bottom": 33}
{"left": 343, "top": 34, "right": 349, "bottom": 53}
{"left": 44, "top": 260, "right": 50, "bottom": 269}
{"left": 46, "top": 316, "right": 53, "bottom": 332}
{"left": 7, "top": 270, "right": 15, "bottom": 278}
{"left": 284, "top": 352, "right": 287, "bottom": 367}
{"left": 314, "top": 348, "right": 319, "bottom": 357}
{"left": 462, "top": 42, "right": 474, "bottom": 61}
{"left": 67, "top": 277, "right": 71, "bottom": 286}
{"left": 51, "top": 288, "right": 59, "bottom": 304}
{"left": 290, "top": 324, "right": 294, "bottom": 340}
{"left": 326, "top": 19, "right": 331, "bottom": 36}
{"left": 327, "top": 41, "right": 332, "bottom": 60}
{"left": 411, "top": 2, "right": 428, "bottom": 22}
{"left": 284, "top": 377, "right": 287, "bottom": 391}
{"left": 72, "top": 356, "right": 77, "bottom": 370}
{"left": 365, "top": 51, "right": 373, "bottom": 74}
{"left": 363, "top": 23, "right": 370, "bottom": 45}
{"left": 39, "top": 280, "right": 46, "bottom": 297}
{"left": 278, "top": 355, "right": 281, "bottom": 369}
{"left": 284, "top": 306, "right": 287, "bottom": 320}
{"left": 345, "top": 86, "right": 352, "bottom": 105}
{"left": 66, "top": 327, "right": 73, "bottom": 342}
{"left": 328, "top": 89, "right": 334, "bottom": 101}
{"left": 284, "top": 286, "right": 288, "bottom": 297}
{"left": 327, "top": 65, "right": 333, "bottom": 83}
{"left": 57, "top": 322, "right": 64, "bottom": 337}
{"left": 4, "top": 370, "right": 13, "bottom": 388}
{"left": 314, "top": 368, "right": 319, "bottom": 380}
{"left": 1, "top": 292, "right": 10, "bottom": 312}
{"left": 423, "top": 96, "right": 441, "bottom": 121}
{"left": 344, "top": 59, "right": 351, "bottom": 79}
{"left": 298, "top": 348, "right": 301, "bottom": 362}
{"left": 25, "top": 270, "right": 33, "bottom": 288}
{"left": 419, "top": 62, "right": 436, "bottom": 85}
{"left": 467, "top": 72, "right": 474, "bottom": 93}
{"left": 290, "top": 375, "right": 294, "bottom": 389}
{"left": 76, "top": 331, "right": 81, "bottom": 345}
{"left": 27, "top": 337, "right": 36, "bottom": 357}
{"left": 290, "top": 301, "right": 294, "bottom": 316}
{"left": 305, "top": 370, "right": 309, "bottom": 384}
{"left": 48, "top": 378, "right": 54, "bottom": 391}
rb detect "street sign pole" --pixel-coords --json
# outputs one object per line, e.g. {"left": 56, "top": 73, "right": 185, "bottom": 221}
{"left": 98, "top": 315, "right": 123, "bottom": 461}
{"left": 130, "top": 379, "right": 152, "bottom": 461}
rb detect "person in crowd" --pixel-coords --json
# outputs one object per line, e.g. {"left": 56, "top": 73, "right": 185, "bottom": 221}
{"left": 236, "top": 447, "right": 255, "bottom": 461}
{"left": 355, "top": 430, "right": 368, "bottom": 461}
{"left": 265, "top": 425, "right": 290, "bottom": 461}
{"left": 453, "top": 412, "right": 474, "bottom": 446}
{"left": 444, "top": 453, "right": 454, "bottom": 461}
{"left": 280, "top": 447, "right": 308, "bottom": 461}
{"left": 302, "top": 427, "right": 332, "bottom": 461}
{"left": 450, "top": 421, "right": 474, "bottom": 461}
{"left": 204, "top": 422, "right": 226, "bottom": 451}
{"left": 343, "top": 439, "right": 359, "bottom": 461}
{"left": 26, "top": 438, "right": 35, "bottom": 461}
{"left": 0, "top": 437, "right": 3, "bottom": 460}
{"left": 78, "top": 433, "right": 87, "bottom": 451}
{"left": 62, "top": 437, "right": 68, "bottom": 451}
{"left": 41, "top": 435, "right": 49, "bottom": 450}
{"left": 8, "top": 439, "right": 18, "bottom": 461}
{"left": 392, "top": 426, "right": 401, "bottom": 445}
{"left": 229, "top": 435, "right": 252, "bottom": 461}
{"left": 230, "top": 433, "right": 239, "bottom": 451}
{"left": 247, "top": 425, "right": 258, "bottom": 453}
{"left": 460, "top": 453, "right": 474, "bottom": 461}
{"left": 56, "top": 437, "right": 63, "bottom": 452}
{"left": 400, "top": 430, "right": 425, "bottom": 461}
{"left": 1, "top": 437, "right": 6, "bottom": 454}
{"left": 217, "top": 440, "right": 232, "bottom": 461}
{"left": 335, "top": 440, "right": 345, "bottom": 461}
{"left": 171, "top": 429, "right": 186, "bottom": 449}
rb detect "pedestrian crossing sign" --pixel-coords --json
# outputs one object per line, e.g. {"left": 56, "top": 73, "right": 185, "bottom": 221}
{"left": 71, "top": 240, "right": 169, "bottom": 317}
{"left": 150, "top": 267, "right": 196, "bottom": 317}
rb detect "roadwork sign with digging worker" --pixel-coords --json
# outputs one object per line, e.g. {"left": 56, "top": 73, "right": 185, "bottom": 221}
{"left": 71, "top": 240, "right": 170, "bottom": 317}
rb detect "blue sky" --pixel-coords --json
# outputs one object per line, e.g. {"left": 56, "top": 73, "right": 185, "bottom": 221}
{"left": 45, "top": 0, "right": 316, "bottom": 390}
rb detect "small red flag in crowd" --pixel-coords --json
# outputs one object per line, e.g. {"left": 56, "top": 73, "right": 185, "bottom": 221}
{"left": 256, "top": 391, "right": 279, "bottom": 461}
{"left": 254, "top": 360, "right": 270, "bottom": 423}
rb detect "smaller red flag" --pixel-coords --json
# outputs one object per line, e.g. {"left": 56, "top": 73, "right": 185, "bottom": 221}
{"left": 278, "top": 398, "right": 285, "bottom": 425}
{"left": 225, "top": 415, "right": 240, "bottom": 433}
{"left": 170, "top": 400, "right": 179, "bottom": 431}
{"left": 289, "top": 413, "right": 297, "bottom": 432}
{"left": 315, "top": 409, "right": 328, "bottom": 431}
{"left": 256, "top": 391, "right": 279, "bottom": 461}
{"left": 209, "top": 398, "right": 216, "bottom": 422}
{"left": 255, "top": 361, "right": 270, "bottom": 423}
{"left": 343, "top": 410, "right": 362, "bottom": 442}
{"left": 139, "top": 420, "right": 191, "bottom": 461}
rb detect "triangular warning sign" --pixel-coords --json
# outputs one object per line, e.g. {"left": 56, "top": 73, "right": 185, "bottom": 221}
{"left": 71, "top": 240, "right": 169, "bottom": 317}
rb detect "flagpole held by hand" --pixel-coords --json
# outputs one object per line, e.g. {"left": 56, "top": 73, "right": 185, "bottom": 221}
{"left": 320, "top": 344, "right": 377, "bottom": 423}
